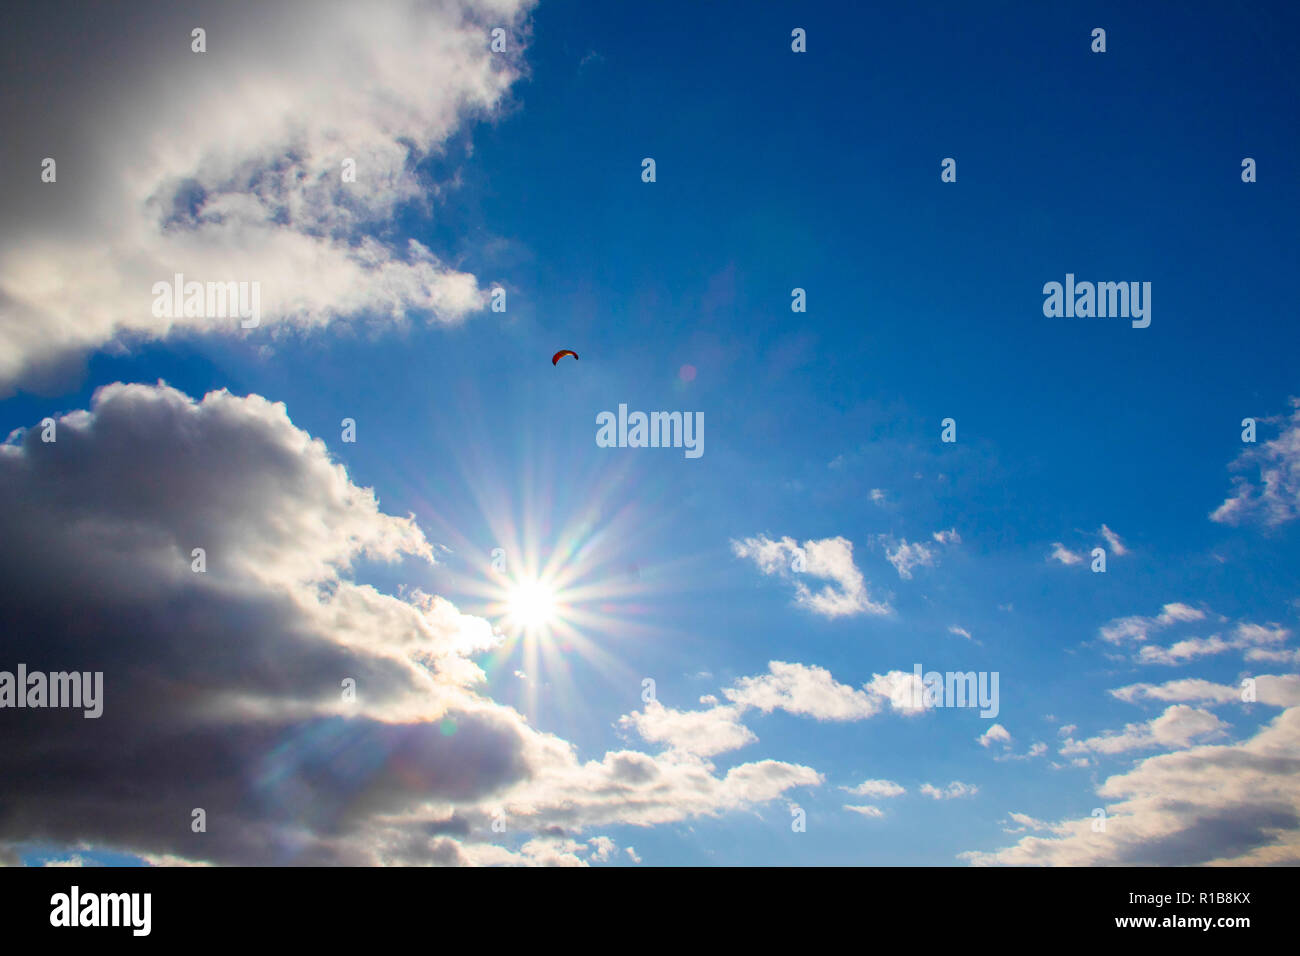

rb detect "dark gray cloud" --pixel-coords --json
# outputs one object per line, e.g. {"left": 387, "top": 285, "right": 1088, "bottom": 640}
{"left": 0, "top": 382, "right": 531, "bottom": 864}
{"left": 0, "top": 383, "right": 822, "bottom": 865}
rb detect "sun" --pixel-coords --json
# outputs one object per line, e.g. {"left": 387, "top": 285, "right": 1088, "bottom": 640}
{"left": 506, "top": 578, "right": 558, "bottom": 632}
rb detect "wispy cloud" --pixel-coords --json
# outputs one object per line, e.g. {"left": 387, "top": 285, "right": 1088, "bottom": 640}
{"left": 731, "top": 534, "right": 890, "bottom": 617}
{"left": 1212, "top": 399, "right": 1300, "bottom": 526}
{"left": 1111, "top": 675, "right": 1300, "bottom": 707}
{"left": 1099, "top": 602, "right": 1206, "bottom": 644}
{"left": 1048, "top": 543, "right": 1083, "bottom": 565}
{"left": 1099, "top": 524, "right": 1129, "bottom": 555}
{"left": 1136, "top": 622, "right": 1291, "bottom": 666}
{"left": 841, "top": 779, "right": 906, "bottom": 798}
{"left": 921, "top": 781, "right": 979, "bottom": 800}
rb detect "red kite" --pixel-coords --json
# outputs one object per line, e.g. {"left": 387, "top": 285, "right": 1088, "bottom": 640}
{"left": 552, "top": 349, "right": 579, "bottom": 365}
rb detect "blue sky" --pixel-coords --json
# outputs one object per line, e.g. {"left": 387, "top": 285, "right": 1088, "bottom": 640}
{"left": 1, "top": 1, "right": 1298, "bottom": 867}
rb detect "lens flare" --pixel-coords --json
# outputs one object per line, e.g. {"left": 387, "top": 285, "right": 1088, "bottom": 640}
{"left": 506, "top": 578, "right": 558, "bottom": 632}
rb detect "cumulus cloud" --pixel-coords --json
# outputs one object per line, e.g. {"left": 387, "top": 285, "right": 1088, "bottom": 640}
{"left": 0, "top": 384, "right": 823, "bottom": 865}
{"left": 0, "top": 0, "right": 534, "bottom": 394}
{"left": 489, "top": 752, "right": 824, "bottom": 836}
{"left": 585, "top": 836, "right": 617, "bottom": 863}
{"left": 978, "top": 724, "right": 1012, "bottom": 749}
{"left": 730, "top": 534, "right": 889, "bottom": 618}
{"left": 732, "top": 663, "right": 932, "bottom": 721}
{"left": 616, "top": 701, "right": 757, "bottom": 758}
{"left": 966, "top": 703, "right": 1300, "bottom": 866}
{"left": 723, "top": 661, "right": 884, "bottom": 721}
{"left": 863, "top": 669, "right": 930, "bottom": 716}
{"left": 1211, "top": 399, "right": 1300, "bottom": 526}
{"left": 617, "top": 663, "right": 931, "bottom": 762}
{"left": 1059, "top": 705, "right": 1228, "bottom": 755}
{"left": 844, "top": 805, "right": 884, "bottom": 817}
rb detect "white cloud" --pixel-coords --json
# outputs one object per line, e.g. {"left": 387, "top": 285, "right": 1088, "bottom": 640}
{"left": 995, "top": 741, "right": 1048, "bottom": 762}
{"left": 1048, "top": 543, "right": 1083, "bottom": 566}
{"left": 1099, "top": 524, "right": 1129, "bottom": 555}
{"left": 586, "top": 836, "right": 617, "bottom": 863}
{"left": 966, "top": 704, "right": 1300, "bottom": 866}
{"left": 841, "top": 779, "right": 905, "bottom": 798}
{"left": 723, "top": 661, "right": 882, "bottom": 721}
{"left": 978, "top": 724, "right": 1012, "bottom": 748}
{"left": 1111, "top": 674, "right": 1300, "bottom": 708}
{"left": 844, "top": 804, "right": 884, "bottom": 817}
{"left": 1059, "top": 705, "right": 1227, "bottom": 755}
{"left": 1211, "top": 399, "right": 1300, "bottom": 526}
{"left": 1245, "top": 647, "right": 1300, "bottom": 665}
{"left": 731, "top": 534, "right": 890, "bottom": 618}
{"left": 617, "top": 701, "right": 757, "bottom": 757}
{"left": 1110, "top": 678, "right": 1239, "bottom": 705}
{"left": 883, "top": 538, "right": 936, "bottom": 579}
{"left": 1137, "top": 636, "right": 1234, "bottom": 666}
{"left": 1138, "top": 622, "right": 1291, "bottom": 666}
{"left": 619, "top": 663, "right": 930, "bottom": 764}
{"left": 920, "top": 781, "right": 978, "bottom": 800}
{"left": 0, "top": 383, "right": 829, "bottom": 865}
{"left": 494, "top": 753, "right": 825, "bottom": 835}
{"left": 1099, "top": 603, "right": 1206, "bottom": 644}
{"left": 625, "top": 846, "right": 642, "bottom": 864}
{"left": 949, "top": 625, "right": 974, "bottom": 641}
{"left": 878, "top": 529, "right": 959, "bottom": 580}
{"left": 1002, "top": 812, "right": 1053, "bottom": 834}
{"left": 864, "top": 669, "right": 929, "bottom": 716}
{"left": 0, "top": 0, "right": 534, "bottom": 394}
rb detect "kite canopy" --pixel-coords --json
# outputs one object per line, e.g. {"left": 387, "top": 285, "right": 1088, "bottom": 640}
{"left": 552, "top": 349, "right": 579, "bottom": 365}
